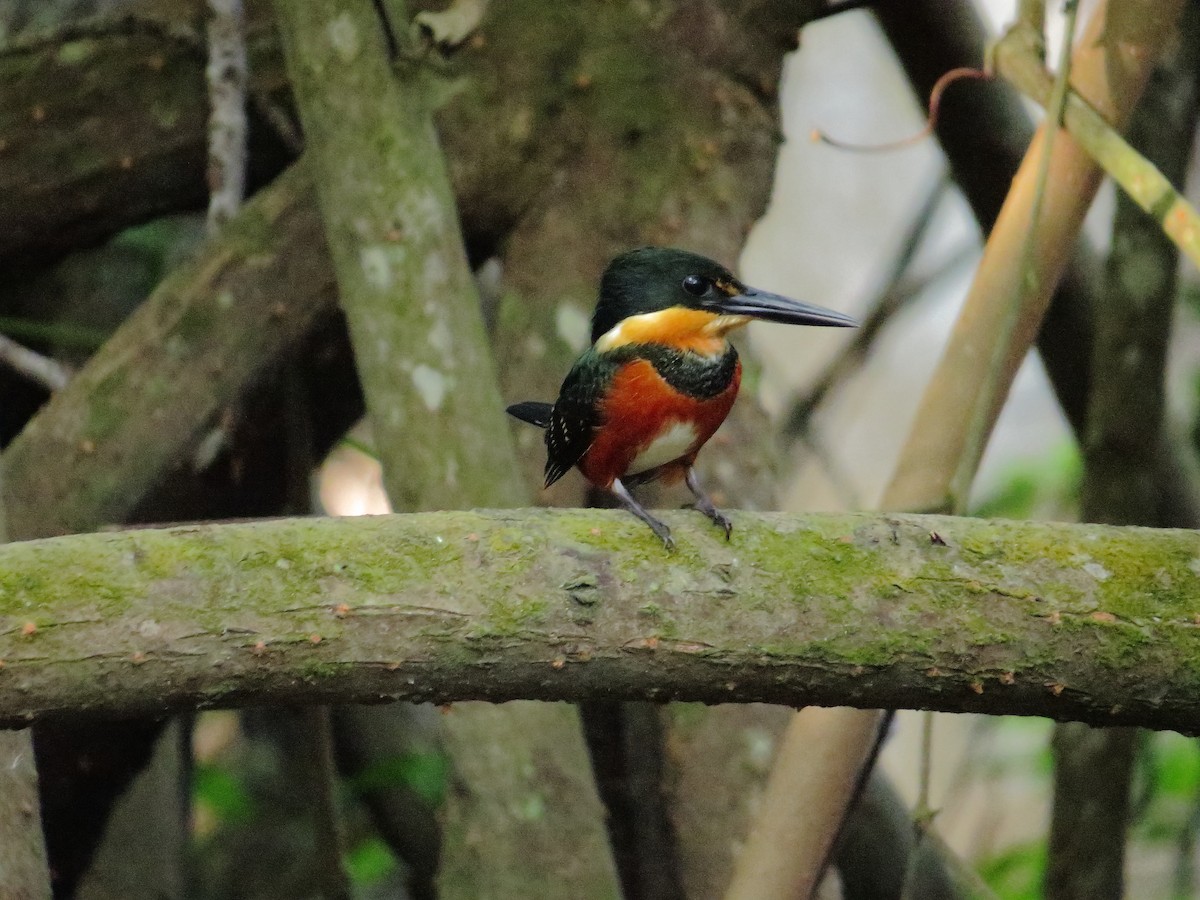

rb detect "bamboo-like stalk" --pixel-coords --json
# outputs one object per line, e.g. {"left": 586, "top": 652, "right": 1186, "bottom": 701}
{"left": 993, "top": 24, "right": 1200, "bottom": 272}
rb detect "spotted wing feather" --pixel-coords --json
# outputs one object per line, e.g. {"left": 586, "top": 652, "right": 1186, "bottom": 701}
{"left": 544, "top": 351, "right": 615, "bottom": 488}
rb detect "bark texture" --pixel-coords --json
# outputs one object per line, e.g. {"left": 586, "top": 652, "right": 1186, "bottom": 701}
{"left": 0, "top": 509, "right": 1197, "bottom": 732}
{"left": 273, "top": 0, "right": 523, "bottom": 512}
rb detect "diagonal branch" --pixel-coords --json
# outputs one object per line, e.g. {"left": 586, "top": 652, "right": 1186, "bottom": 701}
{"left": 0, "top": 163, "right": 337, "bottom": 540}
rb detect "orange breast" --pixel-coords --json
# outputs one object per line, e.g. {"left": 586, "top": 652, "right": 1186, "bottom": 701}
{"left": 578, "top": 357, "right": 742, "bottom": 488}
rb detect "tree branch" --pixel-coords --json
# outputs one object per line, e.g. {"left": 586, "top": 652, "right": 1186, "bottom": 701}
{"left": 0, "top": 509, "right": 1197, "bottom": 732}
{"left": 0, "top": 163, "right": 336, "bottom": 540}
{"left": 0, "top": 332, "right": 71, "bottom": 392}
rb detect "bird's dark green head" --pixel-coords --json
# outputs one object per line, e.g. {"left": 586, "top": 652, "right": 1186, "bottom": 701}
{"left": 591, "top": 246, "right": 856, "bottom": 344}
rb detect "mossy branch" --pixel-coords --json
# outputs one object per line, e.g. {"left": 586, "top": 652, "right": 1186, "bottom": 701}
{"left": 0, "top": 509, "right": 1197, "bottom": 733}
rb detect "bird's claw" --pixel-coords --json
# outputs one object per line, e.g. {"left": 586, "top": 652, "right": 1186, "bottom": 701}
{"left": 688, "top": 503, "right": 733, "bottom": 540}
{"left": 651, "top": 521, "right": 676, "bottom": 552}
{"left": 713, "top": 512, "right": 733, "bottom": 541}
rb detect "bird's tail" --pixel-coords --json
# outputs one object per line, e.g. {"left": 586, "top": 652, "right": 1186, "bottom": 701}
{"left": 506, "top": 401, "right": 553, "bottom": 429}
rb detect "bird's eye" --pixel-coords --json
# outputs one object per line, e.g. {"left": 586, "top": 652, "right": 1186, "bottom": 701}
{"left": 682, "top": 275, "right": 709, "bottom": 296}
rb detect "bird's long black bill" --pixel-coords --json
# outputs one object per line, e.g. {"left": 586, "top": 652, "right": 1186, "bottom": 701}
{"left": 720, "top": 287, "right": 857, "bottom": 328}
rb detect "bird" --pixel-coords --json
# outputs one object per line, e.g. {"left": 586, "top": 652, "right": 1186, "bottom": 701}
{"left": 507, "top": 247, "right": 856, "bottom": 549}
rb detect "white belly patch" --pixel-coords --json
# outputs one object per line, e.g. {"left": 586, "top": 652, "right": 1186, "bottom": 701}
{"left": 626, "top": 421, "right": 699, "bottom": 475}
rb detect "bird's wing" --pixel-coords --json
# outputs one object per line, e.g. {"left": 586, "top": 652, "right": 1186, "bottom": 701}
{"left": 544, "top": 351, "right": 614, "bottom": 488}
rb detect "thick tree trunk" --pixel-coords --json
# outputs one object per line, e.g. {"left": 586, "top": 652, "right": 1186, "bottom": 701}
{"left": 272, "top": 1, "right": 621, "bottom": 895}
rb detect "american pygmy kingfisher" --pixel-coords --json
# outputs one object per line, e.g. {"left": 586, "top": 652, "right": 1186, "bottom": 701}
{"left": 507, "top": 247, "right": 856, "bottom": 549}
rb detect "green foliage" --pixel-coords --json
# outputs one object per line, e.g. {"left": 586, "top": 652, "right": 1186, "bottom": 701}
{"left": 1134, "top": 732, "right": 1200, "bottom": 843}
{"left": 344, "top": 836, "right": 399, "bottom": 886}
{"left": 347, "top": 751, "right": 450, "bottom": 809}
{"left": 972, "top": 443, "right": 1081, "bottom": 520}
{"left": 978, "top": 841, "right": 1047, "bottom": 900}
{"left": 192, "top": 763, "right": 255, "bottom": 831}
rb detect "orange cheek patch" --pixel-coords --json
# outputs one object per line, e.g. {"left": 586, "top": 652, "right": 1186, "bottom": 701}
{"left": 595, "top": 308, "right": 749, "bottom": 355}
{"left": 578, "top": 358, "right": 742, "bottom": 488}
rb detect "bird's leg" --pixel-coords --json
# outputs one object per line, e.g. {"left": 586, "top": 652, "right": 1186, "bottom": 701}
{"left": 685, "top": 467, "right": 732, "bottom": 539}
{"left": 611, "top": 478, "right": 674, "bottom": 551}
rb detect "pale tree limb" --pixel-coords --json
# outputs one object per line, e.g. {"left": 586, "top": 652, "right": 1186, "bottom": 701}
{"left": 205, "top": 0, "right": 248, "bottom": 232}
{"left": 726, "top": 2, "right": 1185, "bottom": 897}
{"left": 1047, "top": 6, "right": 1200, "bottom": 898}
{"left": 271, "top": 2, "right": 619, "bottom": 896}
{"left": 0, "top": 332, "right": 71, "bottom": 392}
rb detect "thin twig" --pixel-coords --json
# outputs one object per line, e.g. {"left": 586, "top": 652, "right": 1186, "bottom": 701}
{"left": 898, "top": 711, "right": 937, "bottom": 900}
{"left": 1021, "top": 0, "right": 1080, "bottom": 297}
{"left": 815, "top": 68, "right": 988, "bottom": 152}
{"left": 782, "top": 173, "right": 958, "bottom": 442}
{"left": 0, "top": 333, "right": 71, "bottom": 392}
{"left": 206, "top": 0, "right": 248, "bottom": 232}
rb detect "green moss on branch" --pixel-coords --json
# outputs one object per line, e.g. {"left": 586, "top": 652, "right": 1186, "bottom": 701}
{"left": 0, "top": 509, "right": 1197, "bottom": 732}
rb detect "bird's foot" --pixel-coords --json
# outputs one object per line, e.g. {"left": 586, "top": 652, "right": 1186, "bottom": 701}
{"left": 647, "top": 518, "right": 676, "bottom": 552}
{"left": 684, "top": 467, "right": 733, "bottom": 540}
{"left": 612, "top": 477, "right": 675, "bottom": 552}
{"left": 692, "top": 504, "right": 733, "bottom": 541}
